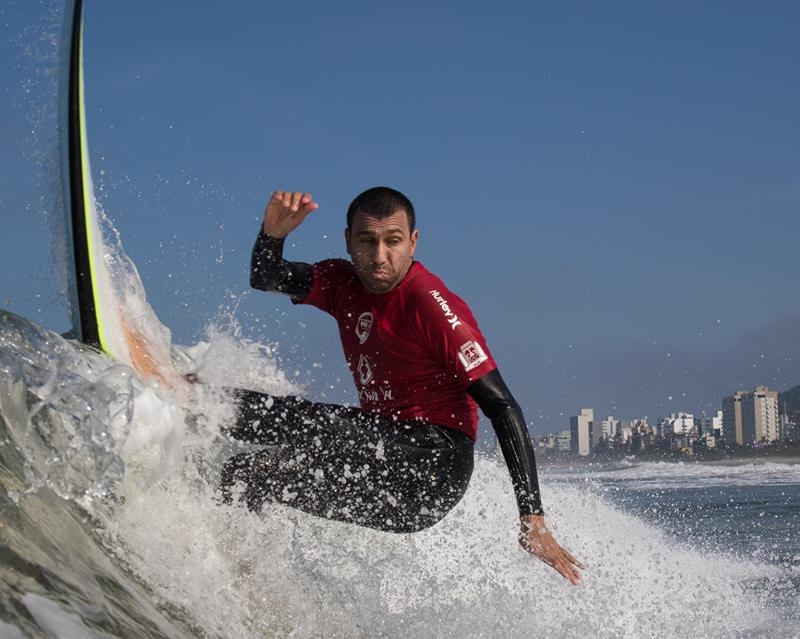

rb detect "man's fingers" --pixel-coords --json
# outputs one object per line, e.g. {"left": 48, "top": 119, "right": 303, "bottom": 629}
{"left": 557, "top": 560, "right": 581, "bottom": 585}
{"left": 521, "top": 530, "right": 584, "bottom": 585}
{"left": 290, "top": 191, "right": 314, "bottom": 212}
{"left": 555, "top": 550, "right": 583, "bottom": 581}
{"left": 546, "top": 550, "right": 581, "bottom": 585}
{"left": 300, "top": 192, "right": 315, "bottom": 211}
{"left": 272, "top": 190, "right": 290, "bottom": 207}
{"left": 263, "top": 190, "right": 319, "bottom": 236}
{"left": 553, "top": 544, "right": 583, "bottom": 569}
{"left": 270, "top": 191, "right": 317, "bottom": 214}
{"left": 565, "top": 550, "right": 586, "bottom": 569}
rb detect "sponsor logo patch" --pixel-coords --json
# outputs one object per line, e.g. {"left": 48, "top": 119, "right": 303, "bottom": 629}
{"left": 356, "top": 312, "right": 374, "bottom": 344}
{"left": 457, "top": 340, "right": 488, "bottom": 372}
{"left": 357, "top": 353, "right": 374, "bottom": 385}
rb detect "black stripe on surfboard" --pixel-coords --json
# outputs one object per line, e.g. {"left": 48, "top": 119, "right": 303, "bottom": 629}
{"left": 66, "top": 0, "right": 100, "bottom": 349}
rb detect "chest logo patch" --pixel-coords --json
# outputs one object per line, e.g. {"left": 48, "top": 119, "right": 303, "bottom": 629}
{"left": 357, "top": 354, "right": 374, "bottom": 385}
{"left": 458, "top": 340, "right": 488, "bottom": 372}
{"left": 356, "top": 312, "right": 374, "bottom": 344}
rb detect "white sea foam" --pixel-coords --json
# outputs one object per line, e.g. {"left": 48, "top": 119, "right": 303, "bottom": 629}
{"left": 98, "top": 327, "right": 783, "bottom": 639}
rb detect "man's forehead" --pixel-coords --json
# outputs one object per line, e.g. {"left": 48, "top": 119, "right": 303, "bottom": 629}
{"left": 351, "top": 211, "right": 410, "bottom": 234}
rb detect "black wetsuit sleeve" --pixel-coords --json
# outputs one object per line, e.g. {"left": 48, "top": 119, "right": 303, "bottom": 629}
{"left": 467, "top": 369, "right": 544, "bottom": 517}
{"left": 250, "top": 229, "right": 313, "bottom": 301}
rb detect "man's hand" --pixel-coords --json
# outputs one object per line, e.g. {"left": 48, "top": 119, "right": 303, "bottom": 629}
{"left": 519, "top": 514, "right": 584, "bottom": 585}
{"left": 262, "top": 190, "right": 319, "bottom": 238}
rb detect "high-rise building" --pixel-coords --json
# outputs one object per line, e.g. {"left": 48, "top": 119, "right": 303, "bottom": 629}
{"left": 722, "top": 387, "right": 780, "bottom": 444}
{"left": 722, "top": 391, "right": 745, "bottom": 445}
{"left": 570, "top": 408, "right": 594, "bottom": 456}
{"left": 712, "top": 410, "right": 723, "bottom": 436}
{"left": 601, "top": 416, "right": 621, "bottom": 439}
{"left": 741, "top": 386, "right": 780, "bottom": 443}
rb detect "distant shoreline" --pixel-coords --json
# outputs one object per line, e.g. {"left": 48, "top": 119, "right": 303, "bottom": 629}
{"left": 699, "top": 455, "right": 800, "bottom": 466}
{"left": 535, "top": 447, "right": 800, "bottom": 467}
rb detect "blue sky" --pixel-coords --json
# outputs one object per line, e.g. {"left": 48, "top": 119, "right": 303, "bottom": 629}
{"left": 2, "top": 1, "right": 800, "bottom": 432}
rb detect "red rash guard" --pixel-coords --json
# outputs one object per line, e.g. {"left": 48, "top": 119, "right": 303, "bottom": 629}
{"left": 295, "top": 259, "right": 496, "bottom": 440}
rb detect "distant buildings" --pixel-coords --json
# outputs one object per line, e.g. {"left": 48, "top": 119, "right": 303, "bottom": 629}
{"left": 662, "top": 412, "right": 695, "bottom": 436}
{"left": 780, "top": 413, "right": 798, "bottom": 441}
{"left": 555, "top": 430, "right": 571, "bottom": 452}
{"left": 600, "top": 416, "right": 619, "bottom": 439}
{"left": 551, "top": 384, "right": 789, "bottom": 459}
{"left": 567, "top": 409, "right": 654, "bottom": 457}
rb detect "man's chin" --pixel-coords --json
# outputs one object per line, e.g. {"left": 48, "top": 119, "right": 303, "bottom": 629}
{"left": 362, "top": 276, "right": 396, "bottom": 294}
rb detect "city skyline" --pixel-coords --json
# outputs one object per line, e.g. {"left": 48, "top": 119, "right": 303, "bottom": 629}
{"left": 536, "top": 378, "right": 799, "bottom": 434}
{"left": 558, "top": 381, "right": 796, "bottom": 457}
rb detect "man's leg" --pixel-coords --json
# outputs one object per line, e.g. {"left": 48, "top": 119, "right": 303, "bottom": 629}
{"left": 220, "top": 389, "right": 474, "bottom": 533}
{"left": 223, "top": 389, "right": 336, "bottom": 445}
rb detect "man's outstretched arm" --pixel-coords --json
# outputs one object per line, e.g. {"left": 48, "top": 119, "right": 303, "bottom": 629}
{"left": 250, "top": 191, "right": 318, "bottom": 299}
{"left": 468, "top": 369, "right": 584, "bottom": 585}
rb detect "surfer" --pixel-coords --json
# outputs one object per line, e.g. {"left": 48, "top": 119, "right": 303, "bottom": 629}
{"left": 220, "top": 187, "right": 583, "bottom": 585}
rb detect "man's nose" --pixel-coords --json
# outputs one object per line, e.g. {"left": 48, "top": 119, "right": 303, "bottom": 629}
{"left": 373, "top": 242, "right": 388, "bottom": 264}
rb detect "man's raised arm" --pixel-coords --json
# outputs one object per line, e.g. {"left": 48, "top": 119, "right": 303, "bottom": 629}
{"left": 250, "top": 190, "right": 318, "bottom": 298}
{"left": 468, "top": 369, "right": 584, "bottom": 585}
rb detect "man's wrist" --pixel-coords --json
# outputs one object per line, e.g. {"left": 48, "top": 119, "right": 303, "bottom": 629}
{"left": 517, "top": 501, "right": 545, "bottom": 519}
{"left": 261, "top": 225, "right": 287, "bottom": 239}
{"left": 521, "top": 514, "right": 548, "bottom": 535}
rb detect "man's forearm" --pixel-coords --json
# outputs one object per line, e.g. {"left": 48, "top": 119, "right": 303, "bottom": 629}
{"left": 492, "top": 405, "right": 544, "bottom": 516}
{"left": 250, "top": 230, "right": 313, "bottom": 299}
{"left": 468, "top": 369, "right": 544, "bottom": 517}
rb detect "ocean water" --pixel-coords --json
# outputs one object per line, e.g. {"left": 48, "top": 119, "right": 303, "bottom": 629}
{"left": 1, "top": 304, "right": 799, "bottom": 639}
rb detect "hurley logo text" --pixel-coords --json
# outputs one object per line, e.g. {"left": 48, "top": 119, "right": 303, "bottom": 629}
{"left": 428, "top": 289, "right": 463, "bottom": 330}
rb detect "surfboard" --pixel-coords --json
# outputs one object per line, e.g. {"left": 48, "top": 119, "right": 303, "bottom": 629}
{"left": 65, "top": 0, "right": 104, "bottom": 352}
{"left": 64, "top": 0, "right": 184, "bottom": 391}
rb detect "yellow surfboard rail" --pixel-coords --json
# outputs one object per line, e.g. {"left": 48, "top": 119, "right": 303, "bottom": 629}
{"left": 67, "top": 0, "right": 112, "bottom": 354}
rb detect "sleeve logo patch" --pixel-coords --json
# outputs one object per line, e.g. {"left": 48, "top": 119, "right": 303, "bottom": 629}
{"left": 458, "top": 340, "right": 488, "bottom": 372}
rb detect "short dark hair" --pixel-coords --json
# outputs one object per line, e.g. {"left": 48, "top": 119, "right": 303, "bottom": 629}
{"left": 346, "top": 186, "right": 416, "bottom": 232}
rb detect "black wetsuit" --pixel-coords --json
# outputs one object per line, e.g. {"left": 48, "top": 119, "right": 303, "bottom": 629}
{"left": 220, "top": 232, "right": 544, "bottom": 533}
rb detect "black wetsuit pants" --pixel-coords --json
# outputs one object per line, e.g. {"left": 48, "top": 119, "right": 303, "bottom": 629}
{"left": 220, "top": 390, "right": 474, "bottom": 533}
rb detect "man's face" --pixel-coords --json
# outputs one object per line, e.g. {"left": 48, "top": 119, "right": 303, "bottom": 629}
{"left": 345, "top": 210, "right": 418, "bottom": 294}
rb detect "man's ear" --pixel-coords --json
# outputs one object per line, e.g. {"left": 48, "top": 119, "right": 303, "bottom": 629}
{"left": 409, "top": 229, "right": 419, "bottom": 256}
{"left": 344, "top": 227, "right": 352, "bottom": 255}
